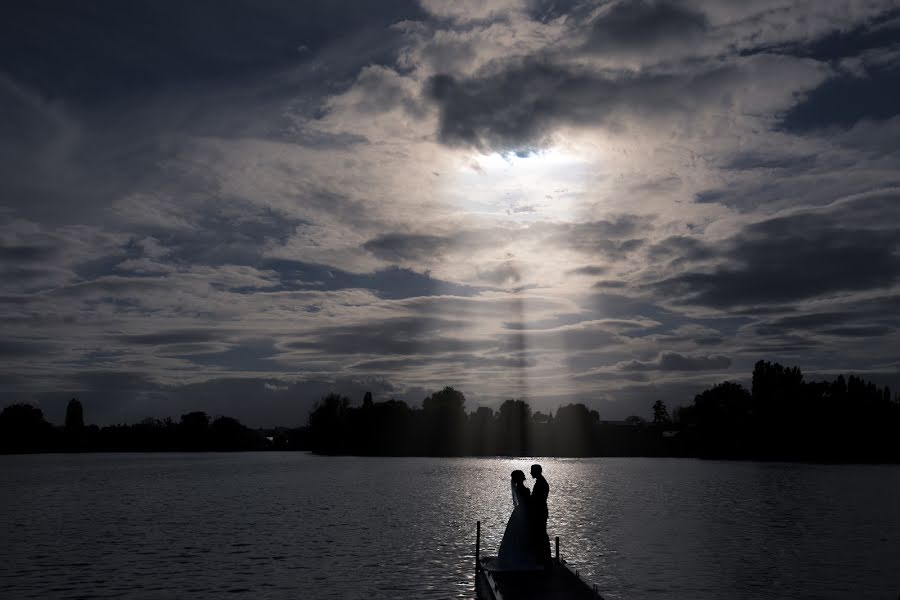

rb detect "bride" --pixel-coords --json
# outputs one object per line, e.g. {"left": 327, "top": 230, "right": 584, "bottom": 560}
{"left": 496, "top": 470, "right": 540, "bottom": 570}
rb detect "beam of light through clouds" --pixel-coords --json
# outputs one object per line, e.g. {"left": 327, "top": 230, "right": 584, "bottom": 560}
{"left": 1, "top": 0, "right": 900, "bottom": 425}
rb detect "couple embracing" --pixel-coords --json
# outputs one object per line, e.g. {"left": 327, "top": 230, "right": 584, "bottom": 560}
{"left": 496, "top": 464, "right": 552, "bottom": 571}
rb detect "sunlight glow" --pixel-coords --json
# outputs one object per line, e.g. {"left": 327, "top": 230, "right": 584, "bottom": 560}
{"left": 449, "top": 145, "right": 591, "bottom": 222}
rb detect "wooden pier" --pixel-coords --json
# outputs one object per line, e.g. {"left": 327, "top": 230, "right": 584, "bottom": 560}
{"left": 475, "top": 521, "right": 605, "bottom": 600}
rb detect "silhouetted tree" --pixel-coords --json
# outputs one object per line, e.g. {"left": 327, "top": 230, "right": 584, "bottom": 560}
{"left": 468, "top": 406, "right": 496, "bottom": 455}
{"left": 652, "top": 400, "right": 670, "bottom": 425}
{"left": 532, "top": 411, "right": 552, "bottom": 424}
{"left": 65, "top": 398, "right": 84, "bottom": 430}
{"left": 211, "top": 416, "right": 262, "bottom": 451}
{"left": 497, "top": 399, "right": 531, "bottom": 455}
{"left": 421, "top": 387, "right": 467, "bottom": 455}
{"left": 180, "top": 411, "right": 210, "bottom": 450}
{"left": 308, "top": 393, "right": 350, "bottom": 453}
{"left": 62, "top": 398, "right": 86, "bottom": 450}
{"left": 0, "top": 403, "right": 54, "bottom": 451}
{"left": 553, "top": 403, "right": 599, "bottom": 456}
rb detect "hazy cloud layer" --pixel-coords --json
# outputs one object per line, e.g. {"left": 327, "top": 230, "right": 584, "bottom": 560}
{"left": 1, "top": 1, "right": 899, "bottom": 425}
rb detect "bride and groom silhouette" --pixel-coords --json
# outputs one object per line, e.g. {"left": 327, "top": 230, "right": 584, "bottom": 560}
{"left": 496, "top": 464, "right": 552, "bottom": 571}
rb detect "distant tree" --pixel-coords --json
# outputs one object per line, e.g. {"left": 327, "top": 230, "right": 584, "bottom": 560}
{"left": 692, "top": 382, "right": 752, "bottom": 427}
{"left": 532, "top": 411, "right": 552, "bottom": 424}
{"left": 553, "top": 403, "right": 599, "bottom": 456}
{"left": 422, "top": 387, "right": 466, "bottom": 414}
{"left": 65, "top": 398, "right": 84, "bottom": 431}
{"left": 363, "top": 391, "right": 373, "bottom": 407}
{"left": 211, "top": 416, "right": 261, "bottom": 450}
{"left": 179, "top": 411, "right": 210, "bottom": 450}
{"left": 468, "top": 406, "right": 496, "bottom": 455}
{"left": 180, "top": 411, "right": 210, "bottom": 430}
{"left": 625, "top": 415, "right": 646, "bottom": 427}
{"left": 752, "top": 360, "right": 803, "bottom": 426}
{"left": 652, "top": 400, "right": 671, "bottom": 425}
{"left": 1, "top": 403, "right": 49, "bottom": 429}
{"left": 470, "top": 406, "right": 495, "bottom": 425}
{"left": 308, "top": 393, "right": 350, "bottom": 453}
{"left": 0, "top": 403, "right": 53, "bottom": 451}
{"left": 497, "top": 399, "right": 531, "bottom": 455}
{"left": 421, "top": 387, "right": 467, "bottom": 455}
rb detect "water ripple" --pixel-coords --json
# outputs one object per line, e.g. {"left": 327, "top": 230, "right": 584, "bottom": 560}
{"left": 2, "top": 454, "right": 900, "bottom": 599}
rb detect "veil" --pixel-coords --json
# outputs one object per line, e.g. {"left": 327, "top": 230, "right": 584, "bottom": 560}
{"left": 511, "top": 480, "right": 519, "bottom": 507}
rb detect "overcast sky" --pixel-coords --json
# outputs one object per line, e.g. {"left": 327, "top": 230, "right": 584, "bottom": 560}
{"left": 2, "top": 0, "right": 900, "bottom": 426}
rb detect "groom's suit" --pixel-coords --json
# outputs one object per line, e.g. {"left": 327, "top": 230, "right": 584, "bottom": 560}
{"left": 530, "top": 475, "right": 551, "bottom": 568}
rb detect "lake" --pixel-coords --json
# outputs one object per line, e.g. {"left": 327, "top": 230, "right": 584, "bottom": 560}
{"left": 2, "top": 453, "right": 899, "bottom": 599}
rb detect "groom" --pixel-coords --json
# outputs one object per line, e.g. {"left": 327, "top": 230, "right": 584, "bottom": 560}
{"left": 529, "top": 464, "right": 552, "bottom": 570}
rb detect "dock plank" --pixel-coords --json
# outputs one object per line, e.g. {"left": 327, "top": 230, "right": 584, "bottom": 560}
{"left": 478, "top": 556, "right": 603, "bottom": 600}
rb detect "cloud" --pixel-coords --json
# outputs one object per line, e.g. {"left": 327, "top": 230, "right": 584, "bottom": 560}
{"left": 619, "top": 352, "right": 732, "bottom": 372}
{"left": 653, "top": 192, "right": 900, "bottom": 308}
{"left": 0, "top": 339, "right": 56, "bottom": 357}
{"left": 568, "top": 265, "right": 609, "bottom": 276}
{"left": 582, "top": 0, "right": 710, "bottom": 54}
{"left": 118, "top": 329, "right": 229, "bottom": 346}
{"left": 427, "top": 52, "right": 827, "bottom": 152}
{"left": 363, "top": 232, "right": 453, "bottom": 262}
{"left": 284, "top": 316, "right": 492, "bottom": 357}
{"left": 2, "top": 2, "right": 900, "bottom": 423}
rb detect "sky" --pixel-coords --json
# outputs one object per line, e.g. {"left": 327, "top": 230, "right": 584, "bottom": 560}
{"left": 2, "top": 0, "right": 900, "bottom": 426}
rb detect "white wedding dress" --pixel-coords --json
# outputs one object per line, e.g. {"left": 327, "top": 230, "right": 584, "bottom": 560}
{"left": 496, "top": 483, "right": 541, "bottom": 571}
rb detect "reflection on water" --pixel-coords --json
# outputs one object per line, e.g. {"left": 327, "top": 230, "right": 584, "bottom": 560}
{"left": 2, "top": 454, "right": 899, "bottom": 599}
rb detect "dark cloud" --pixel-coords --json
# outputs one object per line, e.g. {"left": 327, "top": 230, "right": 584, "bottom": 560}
{"left": 351, "top": 353, "right": 535, "bottom": 372}
{"left": 402, "top": 294, "right": 569, "bottom": 320}
{"left": 646, "top": 235, "right": 714, "bottom": 265}
{"left": 426, "top": 55, "right": 804, "bottom": 152}
{"left": 583, "top": 0, "right": 709, "bottom": 54}
{"left": 426, "top": 60, "right": 602, "bottom": 151}
{"left": 118, "top": 329, "right": 228, "bottom": 346}
{"left": 797, "top": 8, "right": 900, "bottom": 63}
{"left": 47, "top": 276, "right": 167, "bottom": 300}
{"left": 0, "top": 244, "right": 59, "bottom": 263}
{"left": 724, "top": 152, "right": 819, "bottom": 172}
{"left": 654, "top": 194, "right": 900, "bottom": 308}
{"left": 0, "top": 339, "right": 55, "bottom": 357}
{"left": 568, "top": 265, "right": 609, "bottom": 276}
{"left": 754, "top": 311, "right": 851, "bottom": 334}
{"left": 476, "top": 262, "right": 521, "bottom": 285}
{"left": 781, "top": 11, "right": 900, "bottom": 131}
{"left": 733, "top": 336, "right": 821, "bottom": 355}
{"left": 264, "top": 261, "right": 481, "bottom": 299}
{"left": 366, "top": 218, "right": 646, "bottom": 263}
{"left": 584, "top": 293, "right": 672, "bottom": 321}
{"left": 620, "top": 352, "right": 731, "bottom": 372}
{"left": 363, "top": 232, "right": 453, "bottom": 262}
{"left": 821, "top": 325, "right": 894, "bottom": 337}
{"left": 285, "top": 316, "right": 491, "bottom": 357}
{"left": 499, "top": 324, "right": 620, "bottom": 353}
{"left": 782, "top": 67, "right": 900, "bottom": 132}
{"left": 592, "top": 280, "right": 629, "bottom": 289}
{"left": 0, "top": 0, "right": 423, "bottom": 103}
{"left": 152, "top": 206, "right": 306, "bottom": 266}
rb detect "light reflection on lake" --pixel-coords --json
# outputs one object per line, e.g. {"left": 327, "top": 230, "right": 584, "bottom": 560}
{"left": 2, "top": 453, "right": 899, "bottom": 599}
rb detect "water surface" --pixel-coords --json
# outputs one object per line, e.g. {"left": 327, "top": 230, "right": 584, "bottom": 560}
{"left": 2, "top": 454, "right": 899, "bottom": 599}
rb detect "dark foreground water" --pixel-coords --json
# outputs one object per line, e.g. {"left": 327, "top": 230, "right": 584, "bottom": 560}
{"left": 2, "top": 454, "right": 899, "bottom": 599}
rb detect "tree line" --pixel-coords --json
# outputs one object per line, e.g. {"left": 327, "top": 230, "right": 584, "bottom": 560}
{"left": 305, "top": 361, "right": 900, "bottom": 461}
{"left": 0, "top": 400, "right": 309, "bottom": 453}
{"left": 2, "top": 360, "right": 898, "bottom": 461}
